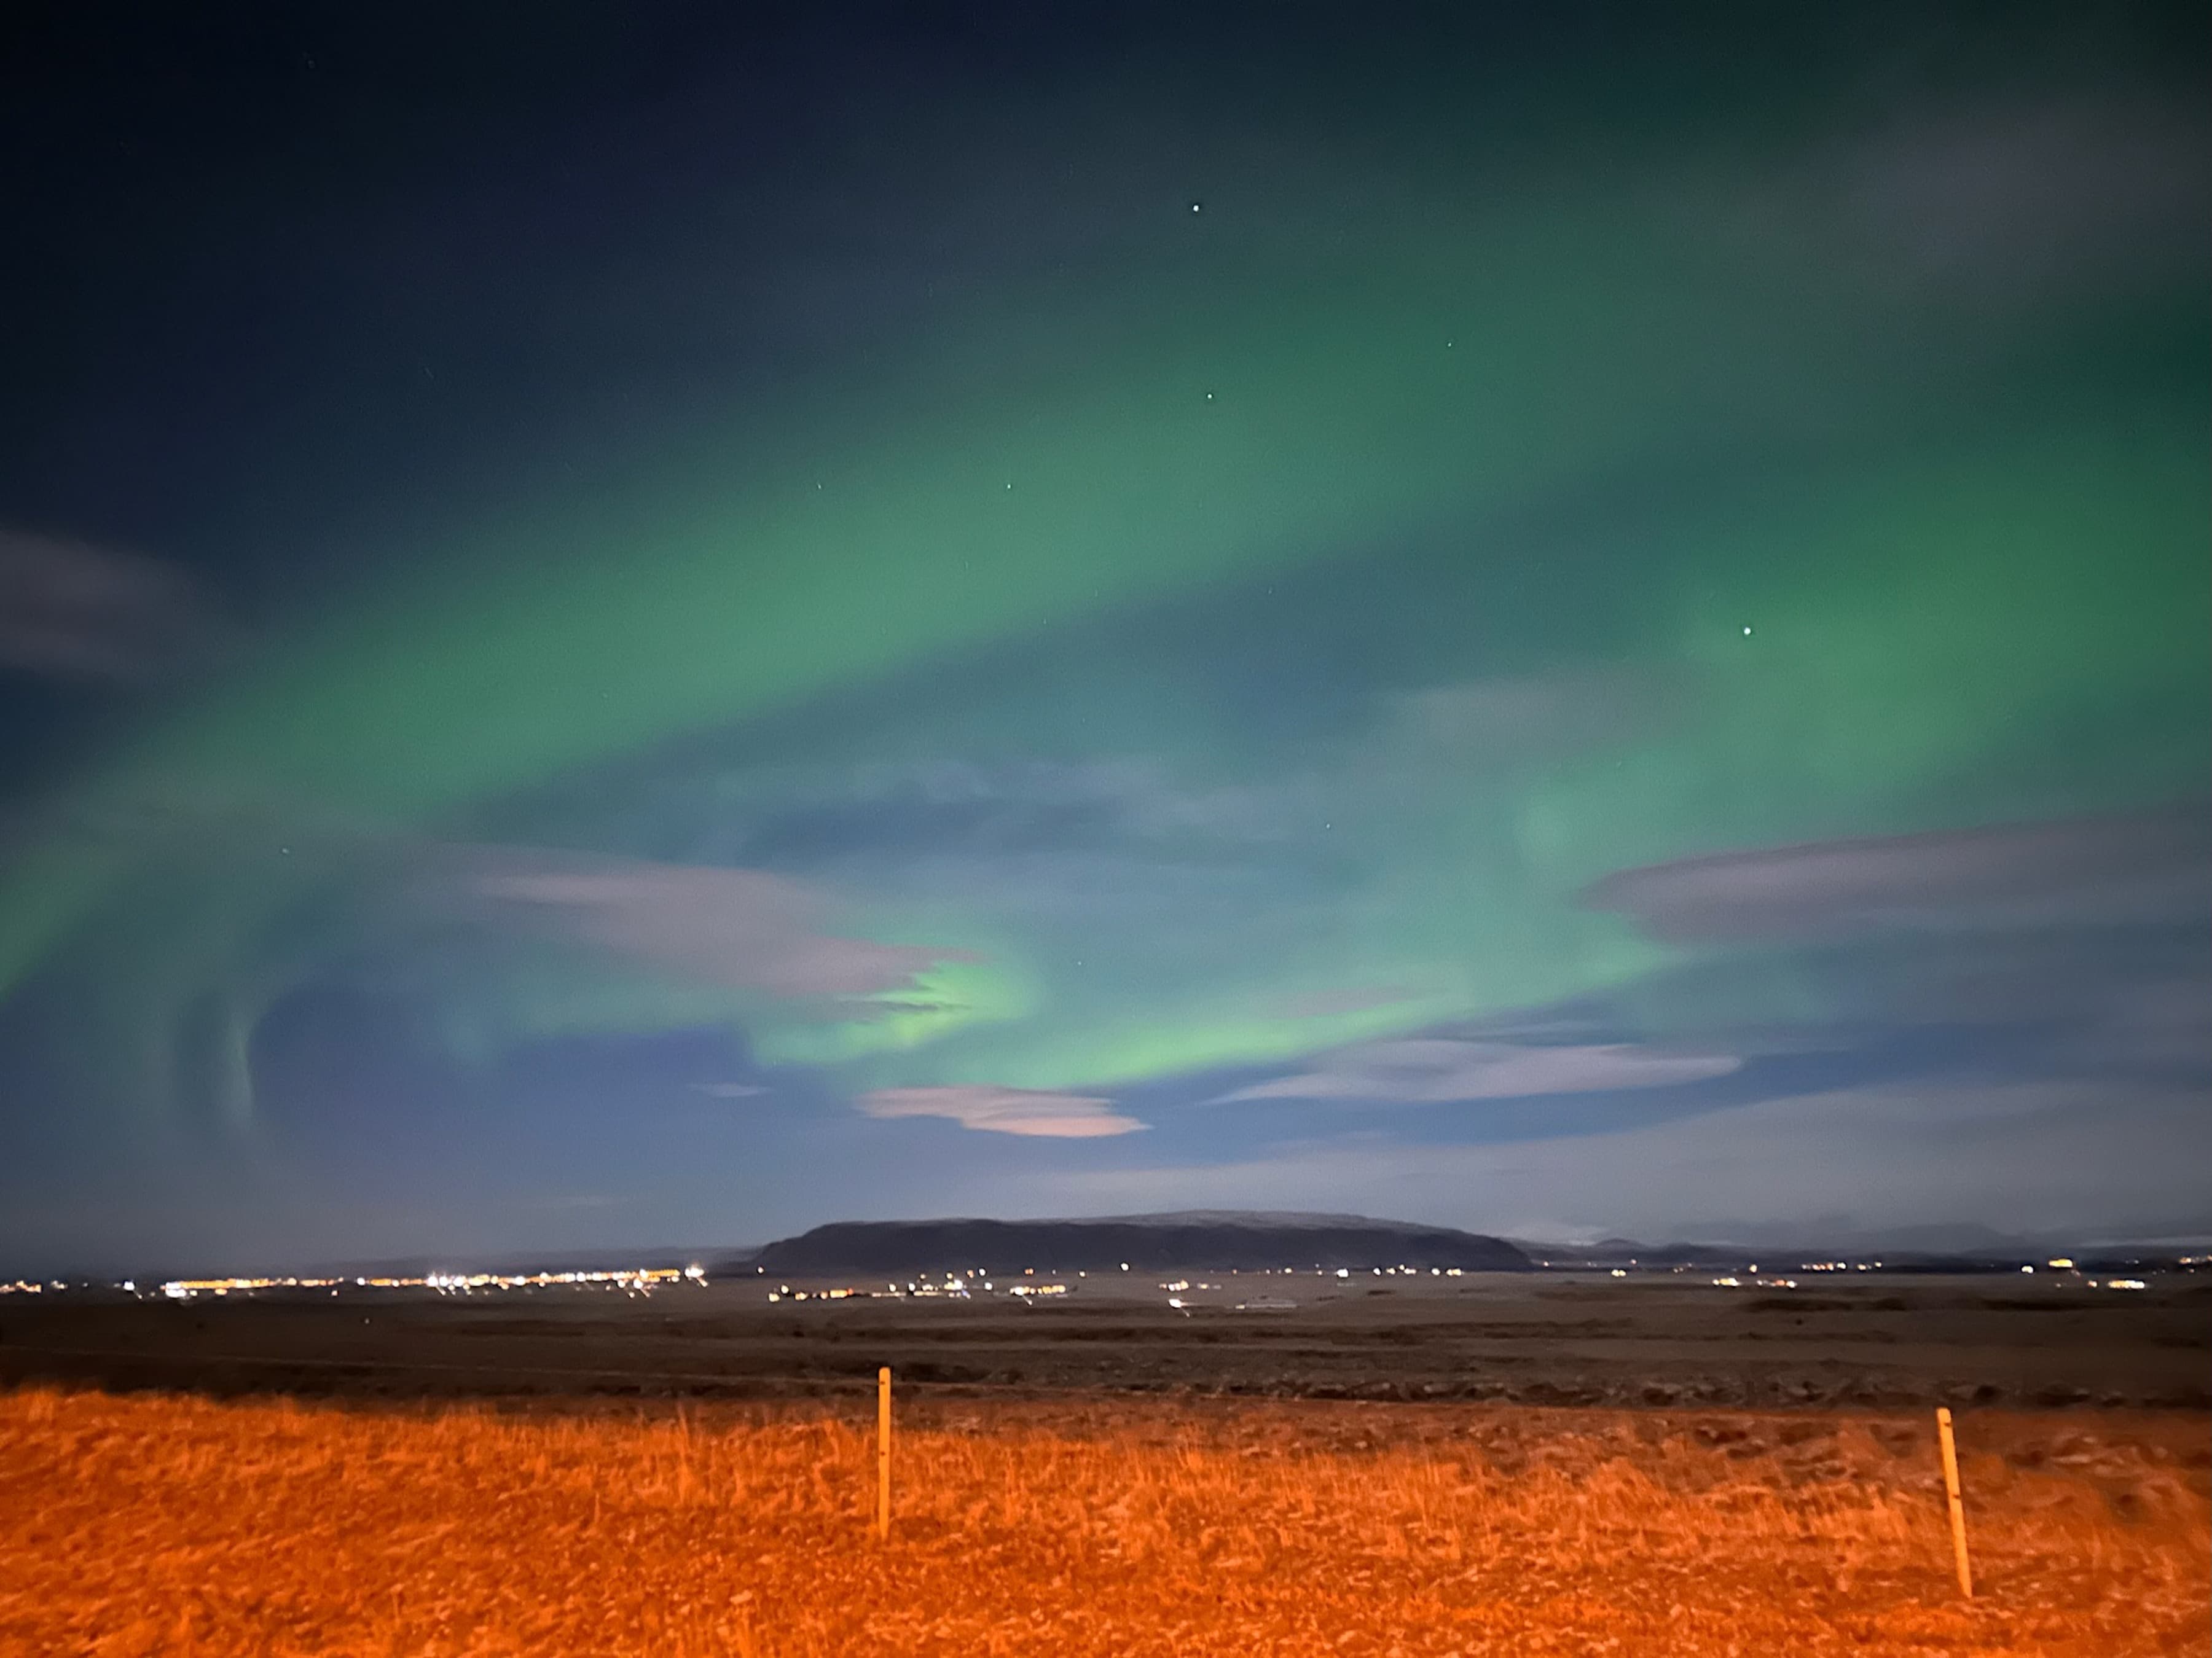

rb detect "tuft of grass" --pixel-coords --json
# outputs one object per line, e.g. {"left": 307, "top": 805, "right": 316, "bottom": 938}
{"left": 0, "top": 1388, "right": 2202, "bottom": 1656}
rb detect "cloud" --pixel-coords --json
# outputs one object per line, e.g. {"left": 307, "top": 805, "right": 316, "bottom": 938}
{"left": 1835, "top": 102, "right": 2211, "bottom": 292}
{"left": 691, "top": 1082, "right": 770, "bottom": 1100}
{"left": 466, "top": 851, "right": 976, "bottom": 998}
{"left": 1582, "top": 809, "right": 2212, "bottom": 943}
{"left": 1027, "top": 1076, "right": 2212, "bottom": 1240}
{"left": 1211, "top": 1037, "right": 1741, "bottom": 1105}
{"left": 0, "top": 528, "right": 207, "bottom": 680}
{"left": 857, "top": 1085, "right": 1146, "bottom": 1138}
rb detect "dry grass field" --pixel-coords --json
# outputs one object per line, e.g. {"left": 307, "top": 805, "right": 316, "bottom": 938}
{"left": 1, "top": 1387, "right": 2203, "bottom": 1657}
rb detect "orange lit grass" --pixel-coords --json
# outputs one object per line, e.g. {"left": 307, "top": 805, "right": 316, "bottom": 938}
{"left": 1, "top": 1389, "right": 2202, "bottom": 1656}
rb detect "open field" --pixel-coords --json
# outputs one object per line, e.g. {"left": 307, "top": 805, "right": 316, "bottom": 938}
{"left": 2, "top": 1272, "right": 2205, "bottom": 1410}
{"left": 1, "top": 1386, "right": 2204, "bottom": 1656}
{"left": 9, "top": 1269, "right": 2202, "bottom": 1650}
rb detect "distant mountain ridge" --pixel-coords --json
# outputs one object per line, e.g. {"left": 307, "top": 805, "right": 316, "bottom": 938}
{"left": 732, "top": 1212, "right": 1532, "bottom": 1275}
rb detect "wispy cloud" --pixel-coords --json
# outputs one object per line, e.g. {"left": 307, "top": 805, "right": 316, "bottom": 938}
{"left": 1387, "top": 669, "right": 1669, "bottom": 759}
{"left": 1834, "top": 101, "right": 2211, "bottom": 292}
{"left": 1582, "top": 809, "right": 2212, "bottom": 942}
{"left": 1032, "top": 1076, "right": 2212, "bottom": 1240}
{"left": 0, "top": 528, "right": 207, "bottom": 680}
{"left": 466, "top": 851, "right": 976, "bottom": 998}
{"left": 857, "top": 1084, "right": 1145, "bottom": 1138}
{"left": 1210, "top": 1038, "right": 1740, "bottom": 1105}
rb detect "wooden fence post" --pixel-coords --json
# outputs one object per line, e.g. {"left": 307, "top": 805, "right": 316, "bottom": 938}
{"left": 1935, "top": 1406, "right": 1972, "bottom": 1597}
{"left": 876, "top": 1366, "right": 892, "bottom": 1541}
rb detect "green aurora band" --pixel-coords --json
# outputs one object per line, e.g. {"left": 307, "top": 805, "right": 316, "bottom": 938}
{"left": 4, "top": 150, "right": 2205, "bottom": 1129}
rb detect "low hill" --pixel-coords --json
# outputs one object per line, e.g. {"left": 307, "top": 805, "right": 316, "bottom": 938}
{"left": 734, "top": 1212, "right": 1532, "bottom": 1275}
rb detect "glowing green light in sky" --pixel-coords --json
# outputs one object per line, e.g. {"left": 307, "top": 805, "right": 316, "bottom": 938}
{"left": 1, "top": 133, "right": 2203, "bottom": 1133}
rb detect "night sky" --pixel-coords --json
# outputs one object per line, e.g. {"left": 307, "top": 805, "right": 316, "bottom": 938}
{"left": 2, "top": 5, "right": 2205, "bottom": 1273}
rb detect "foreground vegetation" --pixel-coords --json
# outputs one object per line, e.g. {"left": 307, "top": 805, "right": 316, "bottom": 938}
{"left": 1, "top": 1388, "right": 2202, "bottom": 1655}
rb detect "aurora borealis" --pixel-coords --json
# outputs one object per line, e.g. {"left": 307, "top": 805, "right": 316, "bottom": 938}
{"left": 2, "top": 6, "right": 2205, "bottom": 1270}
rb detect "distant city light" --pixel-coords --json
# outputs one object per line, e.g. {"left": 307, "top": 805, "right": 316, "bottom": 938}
{"left": 148, "top": 1264, "right": 701, "bottom": 1301}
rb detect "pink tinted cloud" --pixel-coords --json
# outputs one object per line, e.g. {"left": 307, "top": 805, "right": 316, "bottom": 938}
{"left": 857, "top": 1085, "right": 1145, "bottom": 1138}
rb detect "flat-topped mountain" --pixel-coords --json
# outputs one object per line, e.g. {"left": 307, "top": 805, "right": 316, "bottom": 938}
{"left": 734, "top": 1211, "right": 1532, "bottom": 1275}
